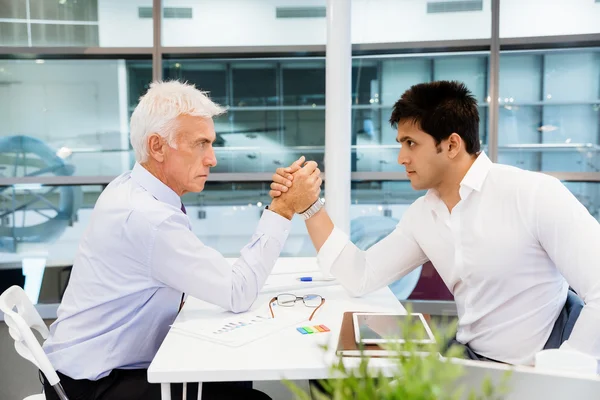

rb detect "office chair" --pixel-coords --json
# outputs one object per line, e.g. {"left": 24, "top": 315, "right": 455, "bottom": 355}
{"left": 0, "top": 285, "right": 69, "bottom": 400}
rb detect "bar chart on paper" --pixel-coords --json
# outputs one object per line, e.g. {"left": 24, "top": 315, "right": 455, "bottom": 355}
{"left": 212, "top": 314, "right": 271, "bottom": 335}
{"left": 170, "top": 305, "right": 309, "bottom": 347}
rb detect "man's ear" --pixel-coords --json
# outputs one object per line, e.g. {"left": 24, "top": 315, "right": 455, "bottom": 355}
{"left": 447, "top": 133, "right": 462, "bottom": 159}
{"left": 147, "top": 133, "right": 166, "bottom": 162}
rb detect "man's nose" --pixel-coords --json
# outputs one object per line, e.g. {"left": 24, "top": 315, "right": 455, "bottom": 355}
{"left": 205, "top": 147, "right": 217, "bottom": 167}
{"left": 397, "top": 149, "right": 409, "bottom": 165}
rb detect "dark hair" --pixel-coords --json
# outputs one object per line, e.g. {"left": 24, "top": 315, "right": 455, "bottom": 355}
{"left": 389, "top": 80, "right": 480, "bottom": 154}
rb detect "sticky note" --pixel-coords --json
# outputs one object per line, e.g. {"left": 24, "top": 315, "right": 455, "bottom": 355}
{"left": 297, "top": 325, "right": 330, "bottom": 334}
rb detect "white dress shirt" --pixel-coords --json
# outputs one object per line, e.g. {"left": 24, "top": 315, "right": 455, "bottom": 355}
{"left": 43, "top": 163, "right": 291, "bottom": 380}
{"left": 318, "top": 152, "right": 600, "bottom": 366}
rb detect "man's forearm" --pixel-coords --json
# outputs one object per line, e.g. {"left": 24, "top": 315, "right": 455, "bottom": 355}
{"left": 305, "top": 208, "right": 334, "bottom": 252}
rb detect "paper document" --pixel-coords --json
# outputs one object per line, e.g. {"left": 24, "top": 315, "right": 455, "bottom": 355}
{"left": 171, "top": 302, "right": 309, "bottom": 347}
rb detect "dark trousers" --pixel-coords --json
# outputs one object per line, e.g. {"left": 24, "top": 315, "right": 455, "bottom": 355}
{"left": 42, "top": 369, "right": 271, "bottom": 400}
{"left": 450, "top": 289, "right": 584, "bottom": 362}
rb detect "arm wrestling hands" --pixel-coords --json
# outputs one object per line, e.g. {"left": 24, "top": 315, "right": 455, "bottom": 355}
{"left": 268, "top": 156, "right": 323, "bottom": 220}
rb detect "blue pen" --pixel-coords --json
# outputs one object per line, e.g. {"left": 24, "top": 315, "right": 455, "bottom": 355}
{"left": 298, "top": 276, "right": 336, "bottom": 282}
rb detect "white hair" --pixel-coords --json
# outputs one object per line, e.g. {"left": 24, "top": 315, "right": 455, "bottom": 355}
{"left": 130, "top": 80, "right": 226, "bottom": 163}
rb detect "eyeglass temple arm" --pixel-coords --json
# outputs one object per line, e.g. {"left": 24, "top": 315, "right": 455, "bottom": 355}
{"left": 268, "top": 297, "right": 277, "bottom": 318}
{"left": 308, "top": 298, "right": 326, "bottom": 321}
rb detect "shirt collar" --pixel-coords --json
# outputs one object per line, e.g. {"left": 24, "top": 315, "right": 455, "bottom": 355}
{"left": 130, "top": 163, "right": 181, "bottom": 209}
{"left": 424, "top": 151, "right": 493, "bottom": 205}
{"left": 459, "top": 151, "right": 493, "bottom": 196}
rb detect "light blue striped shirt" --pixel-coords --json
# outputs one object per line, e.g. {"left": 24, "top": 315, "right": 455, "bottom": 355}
{"left": 43, "top": 163, "right": 291, "bottom": 380}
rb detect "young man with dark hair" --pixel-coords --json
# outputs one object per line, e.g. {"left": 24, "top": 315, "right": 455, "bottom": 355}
{"left": 269, "top": 80, "right": 600, "bottom": 368}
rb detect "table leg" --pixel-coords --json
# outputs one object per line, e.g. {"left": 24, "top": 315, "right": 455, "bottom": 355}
{"left": 161, "top": 383, "right": 171, "bottom": 400}
{"left": 197, "top": 382, "right": 203, "bottom": 400}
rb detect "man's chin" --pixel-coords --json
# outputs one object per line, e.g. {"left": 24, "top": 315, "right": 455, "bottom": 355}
{"left": 188, "top": 182, "right": 206, "bottom": 193}
{"left": 409, "top": 180, "right": 424, "bottom": 191}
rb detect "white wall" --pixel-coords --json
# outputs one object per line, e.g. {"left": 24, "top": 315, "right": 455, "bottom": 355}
{"left": 351, "top": 0, "right": 492, "bottom": 43}
{"left": 98, "top": 0, "right": 153, "bottom": 47}
{"left": 500, "top": 0, "right": 600, "bottom": 38}
{"left": 97, "top": 0, "right": 600, "bottom": 48}
{"left": 99, "top": 0, "right": 493, "bottom": 47}
{"left": 161, "top": 0, "right": 328, "bottom": 47}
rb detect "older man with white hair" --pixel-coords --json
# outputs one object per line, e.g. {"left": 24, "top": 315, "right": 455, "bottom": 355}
{"left": 41, "top": 81, "right": 322, "bottom": 400}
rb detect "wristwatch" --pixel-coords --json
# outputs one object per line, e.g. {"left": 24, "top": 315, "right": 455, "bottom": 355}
{"left": 299, "top": 198, "right": 324, "bottom": 220}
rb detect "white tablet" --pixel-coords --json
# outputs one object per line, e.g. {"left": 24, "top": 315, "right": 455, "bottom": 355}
{"left": 353, "top": 312, "right": 436, "bottom": 345}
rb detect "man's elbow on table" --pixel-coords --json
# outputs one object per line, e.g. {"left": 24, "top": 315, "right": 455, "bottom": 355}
{"left": 228, "top": 276, "right": 261, "bottom": 314}
{"left": 230, "top": 300, "right": 253, "bottom": 314}
{"left": 335, "top": 277, "right": 370, "bottom": 298}
{"left": 229, "top": 288, "right": 257, "bottom": 313}
{"left": 344, "top": 285, "right": 369, "bottom": 298}
{"left": 323, "top": 252, "right": 371, "bottom": 298}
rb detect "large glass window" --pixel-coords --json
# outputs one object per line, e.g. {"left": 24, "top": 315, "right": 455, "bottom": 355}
{"left": 0, "top": 59, "right": 152, "bottom": 178}
{"left": 163, "top": 53, "right": 490, "bottom": 174}
{"left": 564, "top": 181, "right": 600, "bottom": 221}
{"left": 164, "top": 58, "right": 324, "bottom": 173}
{"left": 498, "top": 49, "right": 600, "bottom": 172}
{"left": 181, "top": 182, "right": 314, "bottom": 257}
{"left": 0, "top": 183, "right": 101, "bottom": 304}
{"left": 353, "top": 53, "right": 490, "bottom": 172}
{"left": 0, "top": 182, "right": 315, "bottom": 304}
{"left": 282, "top": 61, "right": 325, "bottom": 106}
{"left": 0, "top": 0, "right": 27, "bottom": 19}
{"left": 0, "top": 0, "right": 153, "bottom": 47}
{"left": 0, "top": 21, "right": 29, "bottom": 46}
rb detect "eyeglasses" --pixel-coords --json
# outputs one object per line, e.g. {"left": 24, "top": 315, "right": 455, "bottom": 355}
{"left": 269, "top": 293, "right": 325, "bottom": 321}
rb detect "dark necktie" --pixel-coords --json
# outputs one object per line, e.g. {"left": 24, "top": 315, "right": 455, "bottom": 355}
{"left": 179, "top": 203, "right": 187, "bottom": 311}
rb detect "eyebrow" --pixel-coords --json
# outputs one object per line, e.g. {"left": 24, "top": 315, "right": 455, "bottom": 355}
{"left": 396, "top": 136, "right": 414, "bottom": 144}
{"left": 193, "top": 136, "right": 214, "bottom": 145}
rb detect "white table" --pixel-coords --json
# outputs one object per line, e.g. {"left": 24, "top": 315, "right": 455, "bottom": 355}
{"left": 148, "top": 258, "right": 600, "bottom": 400}
{"left": 148, "top": 260, "right": 405, "bottom": 400}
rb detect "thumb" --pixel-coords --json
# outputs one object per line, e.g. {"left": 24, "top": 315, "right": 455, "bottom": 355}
{"left": 285, "top": 155, "right": 305, "bottom": 173}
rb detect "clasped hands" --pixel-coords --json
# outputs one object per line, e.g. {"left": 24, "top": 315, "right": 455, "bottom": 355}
{"left": 267, "top": 156, "right": 322, "bottom": 220}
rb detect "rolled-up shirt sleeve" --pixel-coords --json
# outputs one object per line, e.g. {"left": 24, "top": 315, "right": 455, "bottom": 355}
{"left": 149, "top": 209, "right": 291, "bottom": 313}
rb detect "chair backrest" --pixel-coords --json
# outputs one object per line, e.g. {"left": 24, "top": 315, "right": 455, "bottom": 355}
{"left": 0, "top": 285, "right": 61, "bottom": 386}
{"left": 535, "top": 348, "right": 597, "bottom": 376}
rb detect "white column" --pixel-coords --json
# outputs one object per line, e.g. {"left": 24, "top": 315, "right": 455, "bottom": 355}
{"left": 325, "top": 0, "right": 352, "bottom": 234}
{"left": 117, "top": 60, "right": 130, "bottom": 173}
